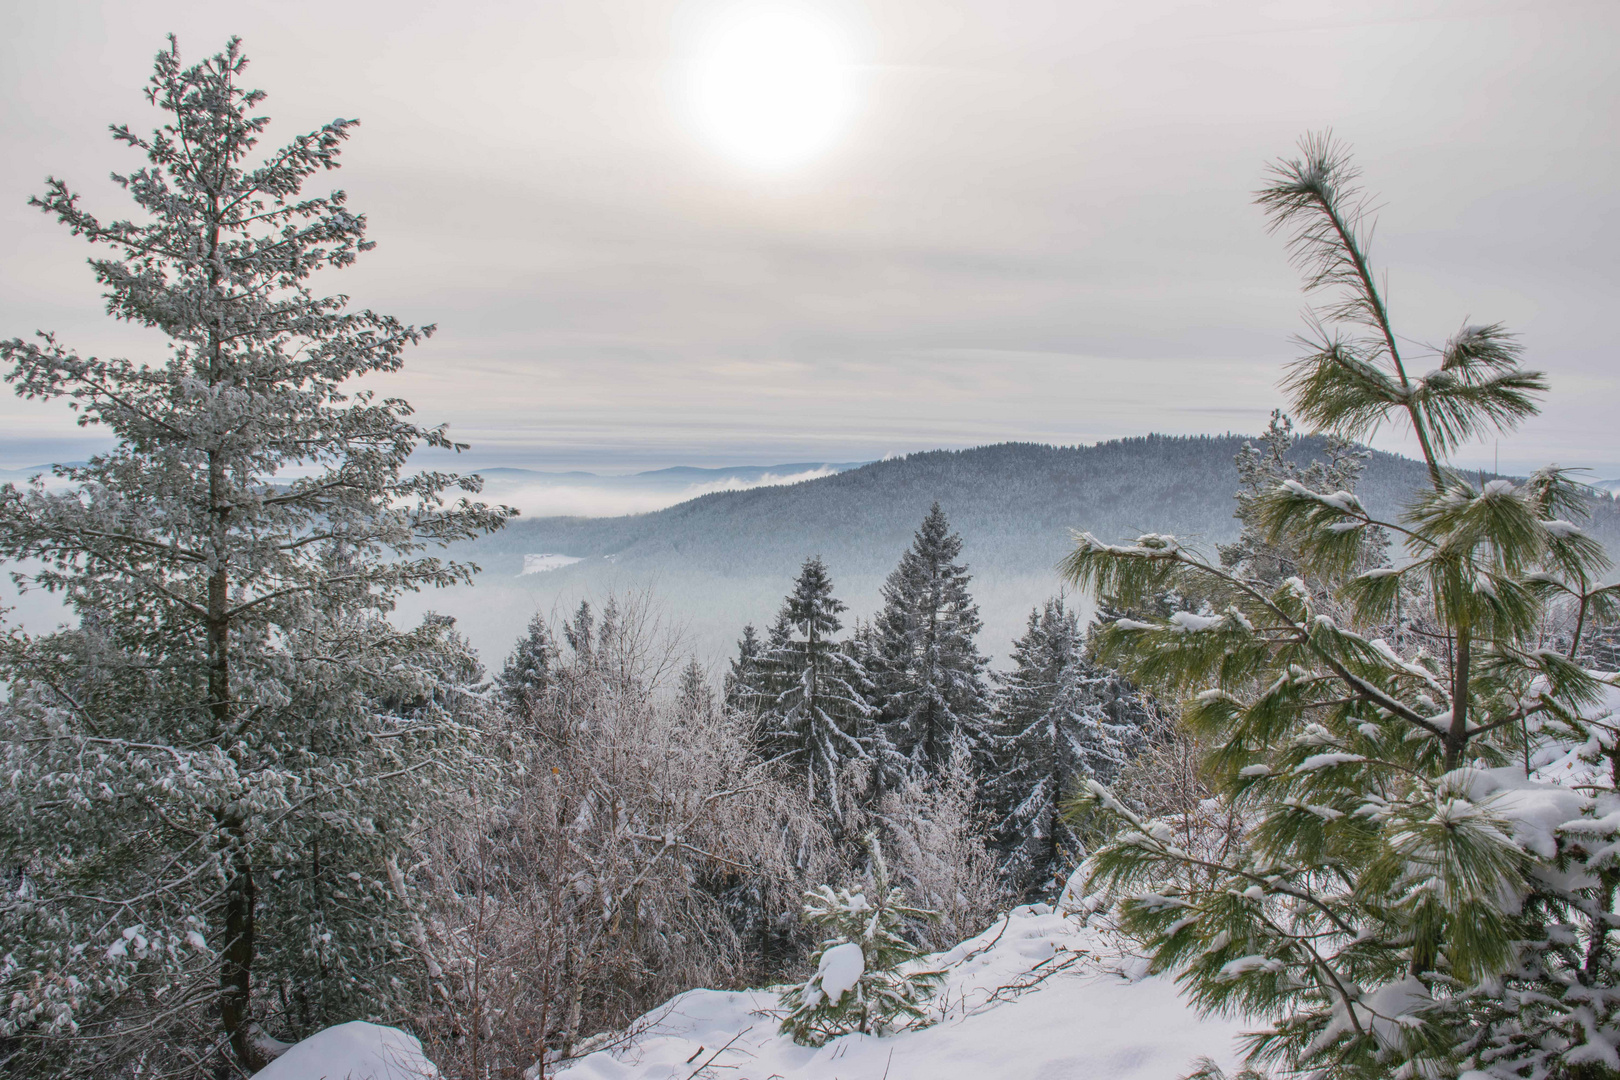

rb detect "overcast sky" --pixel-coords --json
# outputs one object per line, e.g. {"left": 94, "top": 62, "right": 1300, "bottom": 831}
{"left": 1, "top": 0, "right": 1615, "bottom": 474}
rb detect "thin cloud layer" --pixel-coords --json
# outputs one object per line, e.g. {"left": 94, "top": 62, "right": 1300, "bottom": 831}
{"left": 0, "top": 0, "right": 1614, "bottom": 473}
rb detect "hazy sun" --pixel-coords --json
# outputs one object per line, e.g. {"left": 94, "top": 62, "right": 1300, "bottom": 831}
{"left": 688, "top": 9, "right": 855, "bottom": 170}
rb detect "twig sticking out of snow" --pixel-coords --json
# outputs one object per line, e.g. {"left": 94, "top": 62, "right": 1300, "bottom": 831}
{"left": 963, "top": 951, "right": 1087, "bottom": 1016}
{"left": 682, "top": 1026, "right": 753, "bottom": 1079}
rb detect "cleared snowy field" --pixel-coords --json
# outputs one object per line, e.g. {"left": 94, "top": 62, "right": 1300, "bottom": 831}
{"left": 522, "top": 553, "right": 586, "bottom": 575}
{"left": 556, "top": 901, "right": 1244, "bottom": 1080}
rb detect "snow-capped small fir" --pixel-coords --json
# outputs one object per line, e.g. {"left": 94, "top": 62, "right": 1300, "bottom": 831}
{"left": 778, "top": 834, "right": 944, "bottom": 1046}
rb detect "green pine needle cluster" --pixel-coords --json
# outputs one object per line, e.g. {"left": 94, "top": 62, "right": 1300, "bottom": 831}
{"left": 1063, "top": 134, "right": 1620, "bottom": 1080}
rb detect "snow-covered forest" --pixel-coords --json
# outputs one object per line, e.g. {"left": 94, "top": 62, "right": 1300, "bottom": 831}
{"left": 2, "top": 35, "right": 1619, "bottom": 1080}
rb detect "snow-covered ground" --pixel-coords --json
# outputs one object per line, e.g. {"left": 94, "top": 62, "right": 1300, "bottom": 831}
{"left": 522, "top": 553, "right": 585, "bottom": 575}
{"left": 556, "top": 901, "right": 1245, "bottom": 1080}
{"left": 256, "top": 1021, "right": 438, "bottom": 1079}
{"left": 252, "top": 904, "right": 1243, "bottom": 1080}
{"left": 258, "top": 678, "right": 1620, "bottom": 1080}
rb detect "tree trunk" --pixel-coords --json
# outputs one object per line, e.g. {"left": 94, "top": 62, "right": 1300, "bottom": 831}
{"left": 220, "top": 832, "right": 260, "bottom": 1072}
{"left": 1445, "top": 622, "right": 1471, "bottom": 771}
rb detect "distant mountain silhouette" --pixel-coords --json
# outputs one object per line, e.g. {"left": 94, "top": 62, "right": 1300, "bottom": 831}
{"left": 403, "top": 436, "right": 1618, "bottom": 671}
{"left": 461, "top": 436, "right": 1437, "bottom": 574}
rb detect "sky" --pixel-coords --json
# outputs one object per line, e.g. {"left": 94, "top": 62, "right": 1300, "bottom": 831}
{"left": 1, "top": 0, "right": 1615, "bottom": 476}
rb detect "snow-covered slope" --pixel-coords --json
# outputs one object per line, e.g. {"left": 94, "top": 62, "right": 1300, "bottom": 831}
{"left": 557, "top": 902, "right": 1245, "bottom": 1080}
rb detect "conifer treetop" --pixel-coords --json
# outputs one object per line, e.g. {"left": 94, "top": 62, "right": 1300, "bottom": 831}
{"left": 1256, "top": 132, "right": 1547, "bottom": 485}
{"left": 872, "top": 502, "right": 990, "bottom": 777}
{"left": 1, "top": 35, "right": 511, "bottom": 623}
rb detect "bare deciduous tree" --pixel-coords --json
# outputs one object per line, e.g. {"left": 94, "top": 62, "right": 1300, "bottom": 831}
{"left": 417, "top": 596, "right": 834, "bottom": 1079}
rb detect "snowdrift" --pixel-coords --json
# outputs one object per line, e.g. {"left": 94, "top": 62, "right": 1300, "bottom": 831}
{"left": 556, "top": 900, "right": 1245, "bottom": 1080}
{"left": 254, "top": 1021, "right": 438, "bottom": 1080}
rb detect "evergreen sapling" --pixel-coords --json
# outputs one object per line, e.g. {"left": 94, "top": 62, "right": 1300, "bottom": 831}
{"left": 778, "top": 834, "right": 943, "bottom": 1046}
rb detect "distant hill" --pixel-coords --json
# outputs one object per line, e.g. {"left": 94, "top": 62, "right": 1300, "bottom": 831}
{"left": 9, "top": 438, "right": 1613, "bottom": 672}
{"left": 403, "top": 435, "right": 1620, "bottom": 672}
{"left": 462, "top": 436, "right": 1437, "bottom": 573}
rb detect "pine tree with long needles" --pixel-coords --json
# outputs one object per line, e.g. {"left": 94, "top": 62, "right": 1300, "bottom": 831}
{"left": 1065, "top": 134, "right": 1620, "bottom": 1078}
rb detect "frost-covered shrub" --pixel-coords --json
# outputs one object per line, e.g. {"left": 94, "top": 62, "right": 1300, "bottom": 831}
{"left": 874, "top": 749, "right": 1007, "bottom": 949}
{"left": 778, "top": 835, "right": 943, "bottom": 1046}
{"left": 417, "top": 597, "right": 835, "bottom": 1078}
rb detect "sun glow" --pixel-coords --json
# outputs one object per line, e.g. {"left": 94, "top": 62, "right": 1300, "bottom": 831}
{"left": 688, "top": 9, "right": 855, "bottom": 170}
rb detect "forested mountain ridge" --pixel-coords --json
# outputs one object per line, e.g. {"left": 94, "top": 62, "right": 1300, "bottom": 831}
{"left": 458, "top": 434, "right": 1536, "bottom": 575}
{"left": 406, "top": 434, "right": 1619, "bottom": 668}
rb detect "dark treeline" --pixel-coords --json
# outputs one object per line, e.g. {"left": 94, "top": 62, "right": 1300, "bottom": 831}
{"left": 465, "top": 438, "right": 1620, "bottom": 580}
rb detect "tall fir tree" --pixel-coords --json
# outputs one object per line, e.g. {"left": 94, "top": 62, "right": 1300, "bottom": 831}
{"left": 988, "top": 596, "right": 1150, "bottom": 898}
{"left": 870, "top": 503, "right": 991, "bottom": 785}
{"left": 845, "top": 616, "right": 904, "bottom": 785}
{"left": 676, "top": 656, "right": 717, "bottom": 720}
{"left": 724, "top": 622, "right": 766, "bottom": 714}
{"left": 0, "top": 39, "right": 509, "bottom": 1075}
{"left": 760, "top": 558, "right": 872, "bottom": 822}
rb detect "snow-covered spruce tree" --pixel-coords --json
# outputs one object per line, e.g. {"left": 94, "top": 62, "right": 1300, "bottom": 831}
{"left": 725, "top": 615, "right": 851, "bottom": 971}
{"left": 845, "top": 616, "right": 906, "bottom": 786}
{"left": 1064, "top": 134, "right": 1620, "bottom": 1079}
{"left": 724, "top": 623, "right": 766, "bottom": 714}
{"left": 760, "top": 558, "right": 873, "bottom": 823}
{"left": 989, "top": 598, "right": 1085, "bottom": 893}
{"left": 778, "top": 834, "right": 943, "bottom": 1046}
{"left": 0, "top": 39, "right": 508, "bottom": 1075}
{"left": 497, "top": 612, "right": 558, "bottom": 725}
{"left": 869, "top": 503, "right": 992, "bottom": 786}
{"left": 676, "top": 655, "right": 718, "bottom": 719}
{"left": 989, "top": 596, "right": 1152, "bottom": 899}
